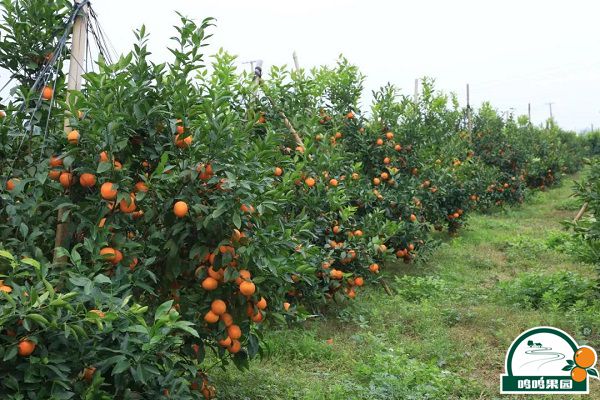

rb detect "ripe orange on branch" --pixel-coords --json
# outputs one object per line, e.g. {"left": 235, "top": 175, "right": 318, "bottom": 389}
{"left": 41, "top": 86, "right": 53, "bottom": 100}
{"left": 67, "top": 130, "right": 80, "bottom": 144}
{"left": 17, "top": 339, "right": 36, "bottom": 357}
{"left": 100, "top": 182, "right": 117, "bottom": 200}
{"left": 173, "top": 201, "right": 189, "bottom": 218}
{"left": 59, "top": 172, "right": 74, "bottom": 188}
{"left": 239, "top": 280, "right": 256, "bottom": 296}
{"left": 79, "top": 173, "right": 96, "bottom": 188}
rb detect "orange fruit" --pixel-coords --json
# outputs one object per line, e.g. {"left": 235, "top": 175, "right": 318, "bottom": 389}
{"left": 409, "top": 214, "right": 417, "bottom": 222}
{"left": 329, "top": 178, "right": 338, "bottom": 187}
{"left": 134, "top": 182, "right": 148, "bottom": 192}
{"left": 41, "top": 86, "right": 53, "bottom": 100}
{"left": 227, "top": 339, "right": 241, "bottom": 353}
{"left": 283, "top": 302, "right": 291, "bottom": 311}
{"left": 369, "top": 263, "right": 379, "bottom": 273}
{"left": 129, "top": 257, "right": 139, "bottom": 271}
{"left": 176, "top": 124, "right": 185, "bottom": 135}
{"left": 0, "top": 284, "right": 12, "bottom": 293}
{"left": 48, "top": 170, "right": 61, "bottom": 181}
{"left": 83, "top": 366, "right": 96, "bottom": 382}
{"left": 201, "top": 277, "right": 218, "bottom": 291}
{"left": 67, "top": 130, "right": 80, "bottom": 144}
{"left": 354, "top": 230, "right": 363, "bottom": 237}
{"left": 79, "top": 173, "right": 96, "bottom": 188}
{"left": 380, "top": 172, "right": 389, "bottom": 180}
{"left": 256, "top": 297, "right": 267, "bottom": 310}
{"left": 376, "top": 138, "right": 384, "bottom": 146}
{"left": 575, "top": 346, "right": 596, "bottom": 368}
{"left": 100, "top": 247, "right": 122, "bottom": 265}
{"left": 100, "top": 182, "right": 117, "bottom": 200}
{"left": 6, "top": 179, "right": 16, "bottom": 191}
{"left": 99, "top": 151, "right": 109, "bottom": 163}
{"left": 351, "top": 173, "right": 359, "bottom": 180}
{"left": 119, "top": 194, "right": 136, "bottom": 213}
{"left": 113, "top": 160, "right": 122, "bottom": 171}
{"left": 332, "top": 225, "right": 341, "bottom": 234}
{"left": 174, "top": 133, "right": 192, "bottom": 148}
{"left": 59, "top": 172, "right": 74, "bottom": 188}
{"left": 211, "top": 299, "right": 227, "bottom": 315}
{"left": 346, "top": 111, "right": 354, "bottom": 119}
{"left": 571, "top": 367, "right": 587, "bottom": 382}
{"left": 17, "top": 339, "right": 36, "bottom": 356}
{"left": 274, "top": 167, "right": 283, "bottom": 176}
{"left": 220, "top": 313, "right": 234, "bottom": 327}
{"left": 207, "top": 266, "right": 223, "bottom": 281}
{"left": 0, "top": 110, "right": 5, "bottom": 118}
{"left": 383, "top": 157, "right": 391, "bottom": 164}
{"left": 49, "top": 156, "right": 63, "bottom": 167}
{"left": 373, "top": 177, "right": 381, "bottom": 185}
{"left": 394, "top": 144, "right": 402, "bottom": 151}
{"left": 227, "top": 324, "right": 242, "bottom": 340}
{"left": 218, "top": 336, "right": 232, "bottom": 347}
{"left": 173, "top": 201, "right": 189, "bottom": 218}
{"left": 204, "top": 310, "right": 219, "bottom": 324}
{"left": 239, "top": 280, "right": 256, "bottom": 296}
{"left": 354, "top": 277, "right": 364, "bottom": 286}
{"left": 251, "top": 311, "right": 264, "bottom": 323}
{"left": 305, "top": 177, "right": 316, "bottom": 187}
{"left": 335, "top": 132, "right": 342, "bottom": 139}
{"left": 386, "top": 131, "right": 394, "bottom": 140}
{"left": 236, "top": 270, "right": 251, "bottom": 285}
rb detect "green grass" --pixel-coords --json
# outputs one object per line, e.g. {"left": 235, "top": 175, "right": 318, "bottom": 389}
{"left": 211, "top": 176, "right": 600, "bottom": 399}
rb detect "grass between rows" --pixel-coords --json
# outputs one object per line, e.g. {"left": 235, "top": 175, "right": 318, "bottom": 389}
{"left": 211, "top": 174, "right": 600, "bottom": 400}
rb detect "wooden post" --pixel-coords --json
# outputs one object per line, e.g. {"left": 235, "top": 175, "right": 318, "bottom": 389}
{"left": 574, "top": 202, "right": 589, "bottom": 222}
{"left": 292, "top": 50, "right": 300, "bottom": 71}
{"left": 53, "top": 0, "right": 88, "bottom": 263}
{"left": 466, "top": 84, "right": 472, "bottom": 134}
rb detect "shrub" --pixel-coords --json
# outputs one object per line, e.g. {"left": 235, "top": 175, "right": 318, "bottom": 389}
{"left": 499, "top": 270, "right": 596, "bottom": 310}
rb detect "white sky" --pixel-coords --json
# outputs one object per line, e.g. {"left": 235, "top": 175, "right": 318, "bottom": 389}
{"left": 5, "top": 0, "right": 600, "bottom": 131}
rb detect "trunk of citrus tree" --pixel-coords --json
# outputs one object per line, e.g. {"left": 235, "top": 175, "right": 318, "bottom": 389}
{"left": 53, "top": 1, "right": 89, "bottom": 263}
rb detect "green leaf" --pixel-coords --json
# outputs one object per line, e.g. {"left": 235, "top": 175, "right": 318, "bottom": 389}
{"left": 26, "top": 313, "right": 49, "bottom": 326}
{"left": 0, "top": 250, "right": 15, "bottom": 261}
{"left": 21, "top": 257, "right": 41, "bottom": 270}
{"left": 173, "top": 321, "right": 199, "bottom": 337}
{"left": 588, "top": 368, "right": 598, "bottom": 378}
{"left": 3, "top": 346, "right": 17, "bottom": 361}
{"left": 154, "top": 300, "right": 173, "bottom": 321}
{"left": 233, "top": 213, "right": 241, "bottom": 229}
{"left": 97, "top": 161, "right": 111, "bottom": 174}
{"left": 112, "top": 359, "right": 130, "bottom": 375}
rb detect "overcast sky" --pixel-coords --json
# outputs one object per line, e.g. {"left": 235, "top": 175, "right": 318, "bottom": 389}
{"left": 5, "top": 1, "right": 600, "bottom": 131}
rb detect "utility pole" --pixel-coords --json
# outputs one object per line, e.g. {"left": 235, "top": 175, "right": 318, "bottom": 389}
{"left": 466, "top": 83, "right": 472, "bottom": 134}
{"left": 413, "top": 79, "right": 419, "bottom": 104}
{"left": 292, "top": 50, "right": 300, "bottom": 71}
{"left": 528, "top": 103, "right": 531, "bottom": 126}
{"left": 546, "top": 102, "right": 554, "bottom": 119}
{"left": 54, "top": 0, "right": 89, "bottom": 263}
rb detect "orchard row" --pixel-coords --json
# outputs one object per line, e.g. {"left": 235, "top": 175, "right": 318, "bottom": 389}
{"left": 0, "top": 4, "right": 586, "bottom": 399}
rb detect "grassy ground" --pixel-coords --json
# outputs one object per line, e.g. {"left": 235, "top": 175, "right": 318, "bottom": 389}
{"left": 212, "top": 176, "right": 600, "bottom": 399}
